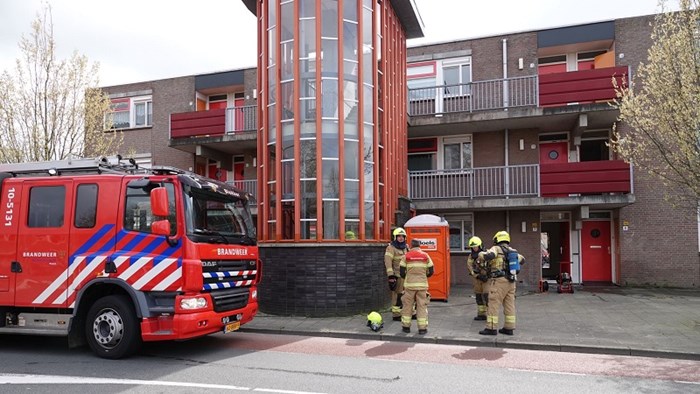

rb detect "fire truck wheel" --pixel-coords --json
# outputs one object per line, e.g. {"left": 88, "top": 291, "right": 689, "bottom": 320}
{"left": 85, "top": 295, "right": 142, "bottom": 359}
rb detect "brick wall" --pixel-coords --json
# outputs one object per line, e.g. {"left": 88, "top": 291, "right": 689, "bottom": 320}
{"left": 616, "top": 15, "right": 699, "bottom": 287}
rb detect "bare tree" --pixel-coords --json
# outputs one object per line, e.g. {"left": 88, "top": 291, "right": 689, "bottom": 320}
{"left": 612, "top": 0, "right": 700, "bottom": 208}
{"left": 0, "top": 4, "right": 121, "bottom": 164}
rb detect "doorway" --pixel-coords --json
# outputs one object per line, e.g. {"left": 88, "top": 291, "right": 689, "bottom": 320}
{"left": 540, "top": 221, "right": 570, "bottom": 281}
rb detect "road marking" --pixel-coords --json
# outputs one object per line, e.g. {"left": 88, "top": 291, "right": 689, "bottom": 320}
{"left": 0, "top": 373, "right": 327, "bottom": 393}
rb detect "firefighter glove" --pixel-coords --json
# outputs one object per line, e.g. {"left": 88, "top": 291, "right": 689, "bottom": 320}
{"left": 477, "top": 274, "right": 489, "bottom": 282}
{"left": 388, "top": 275, "right": 398, "bottom": 291}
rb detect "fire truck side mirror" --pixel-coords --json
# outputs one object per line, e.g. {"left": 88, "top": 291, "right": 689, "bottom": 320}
{"left": 151, "top": 220, "right": 171, "bottom": 236}
{"left": 150, "top": 187, "right": 169, "bottom": 217}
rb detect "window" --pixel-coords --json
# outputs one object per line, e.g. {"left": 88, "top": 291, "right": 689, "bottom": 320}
{"left": 442, "top": 136, "right": 472, "bottom": 170}
{"left": 107, "top": 96, "right": 153, "bottom": 129}
{"left": 408, "top": 138, "right": 437, "bottom": 171}
{"left": 28, "top": 186, "right": 65, "bottom": 228}
{"left": 124, "top": 183, "right": 176, "bottom": 235}
{"left": 74, "top": 184, "right": 98, "bottom": 228}
{"left": 408, "top": 61, "right": 436, "bottom": 101}
{"left": 447, "top": 215, "right": 473, "bottom": 251}
{"left": 442, "top": 58, "right": 471, "bottom": 96}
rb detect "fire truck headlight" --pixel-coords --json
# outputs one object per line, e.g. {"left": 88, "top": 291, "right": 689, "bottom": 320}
{"left": 180, "top": 297, "right": 208, "bottom": 310}
{"left": 251, "top": 290, "right": 257, "bottom": 300}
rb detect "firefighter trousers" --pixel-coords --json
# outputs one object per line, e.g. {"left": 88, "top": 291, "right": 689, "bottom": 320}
{"left": 486, "top": 277, "right": 516, "bottom": 330}
{"left": 391, "top": 277, "right": 405, "bottom": 317}
{"left": 472, "top": 275, "right": 489, "bottom": 317}
{"left": 401, "top": 289, "right": 428, "bottom": 329}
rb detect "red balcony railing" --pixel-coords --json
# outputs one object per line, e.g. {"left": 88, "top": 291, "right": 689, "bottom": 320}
{"left": 538, "top": 66, "right": 629, "bottom": 107}
{"left": 539, "top": 160, "right": 632, "bottom": 197}
{"left": 170, "top": 106, "right": 257, "bottom": 139}
{"left": 171, "top": 108, "right": 225, "bottom": 138}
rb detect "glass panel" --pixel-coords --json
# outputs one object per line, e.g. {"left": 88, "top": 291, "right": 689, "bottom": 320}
{"left": 343, "top": 106, "right": 358, "bottom": 135}
{"left": 300, "top": 139, "right": 317, "bottom": 177}
{"left": 443, "top": 143, "right": 460, "bottom": 169}
{"left": 321, "top": 120, "right": 339, "bottom": 158}
{"left": 301, "top": 220, "right": 317, "bottom": 239}
{"left": 268, "top": 65, "right": 277, "bottom": 104}
{"left": 267, "top": 221, "right": 276, "bottom": 239}
{"left": 343, "top": 0, "right": 358, "bottom": 21}
{"left": 75, "top": 184, "right": 98, "bottom": 228}
{"left": 322, "top": 159, "right": 339, "bottom": 198}
{"left": 364, "top": 201, "right": 374, "bottom": 239}
{"left": 363, "top": 84, "right": 373, "bottom": 122}
{"left": 301, "top": 180, "right": 317, "bottom": 219}
{"left": 449, "top": 221, "right": 462, "bottom": 250}
{"left": 281, "top": 41, "right": 294, "bottom": 81}
{"left": 268, "top": 104, "right": 276, "bottom": 142}
{"left": 321, "top": 0, "right": 338, "bottom": 37}
{"left": 268, "top": 190, "right": 276, "bottom": 221}
{"left": 268, "top": 27, "right": 276, "bottom": 66}
{"left": 344, "top": 180, "right": 359, "bottom": 219}
{"left": 462, "top": 64, "right": 472, "bottom": 84}
{"left": 462, "top": 142, "right": 472, "bottom": 168}
{"left": 364, "top": 162, "right": 374, "bottom": 200}
{"left": 322, "top": 200, "right": 340, "bottom": 239}
{"left": 408, "top": 153, "right": 436, "bottom": 171}
{"left": 321, "top": 38, "right": 339, "bottom": 73}
{"left": 268, "top": 0, "right": 277, "bottom": 28}
{"left": 321, "top": 78, "right": 338, "bottom": 118}
{"left": 362, "top": 7, "right": 373, "bottom": 85}
{"left": 281, "top": 2, "right": 294, "bottom": 41}
{"left": 344, "top": 139, "right": 359, "bottom": 179}
{"left": 281, "top": 81, "right": 294, "bottom": 120}
{"left": 267, "top": 144, "right": 276, "bottom": 181}
{"left": 282, "top": 123, "right": 294, "bottom": 159}
{"left": 300, "top": 100, "right": 316, "bottom": 137}
{"left": 300, "top": 0, "right": 315, "bottom": 18}
{"left": 282, "top": 160, "right": 294, "bottom": 200}
{"left": 343, "top": 21, "right": 358, "bottom": 62}
{"left": 282, "top": 202, "right": 294, "bottom": 239}
{"left": 28, "top": 186, "right": 65, "bottom": 228}
{"left": 299, "top": 18, "right": 316, "bottom": 58}
{"left": 345, "top": 220, "right": 359, "bottom": 239}
{"left": 363, "top": 123, "right": 373, "bottom": 160}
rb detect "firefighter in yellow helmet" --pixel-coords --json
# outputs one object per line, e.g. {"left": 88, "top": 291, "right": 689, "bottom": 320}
{"left": 385, "top": 227, "right": 409, "bottom": 321}
{"left": 399, "top": 238, "right": 434, "bottom": 334}
{"left": 467, "top": 236, "right": 489, "bottom": 320}
{"left": 478, "top": 230, "right": 525, "bottom": 336}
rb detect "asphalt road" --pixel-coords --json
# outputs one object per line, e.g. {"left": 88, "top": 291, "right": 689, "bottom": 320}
{"left": 0, "top": 332, "right": 698, "bottom": 393}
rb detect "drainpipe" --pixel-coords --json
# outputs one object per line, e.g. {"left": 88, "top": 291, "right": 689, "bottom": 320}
{"left": 505, "top": 128, "right": 510, "bottom": 197}
{"left": 502, "top": 38, "right": 509, "bottom": 109}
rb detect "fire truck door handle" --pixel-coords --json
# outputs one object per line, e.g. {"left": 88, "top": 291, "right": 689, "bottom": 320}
{"left": 10, "top": 261, "right": 22, "bottom": 273}
{"left": 104, "top": 258, "right": 117, "bottom": 274}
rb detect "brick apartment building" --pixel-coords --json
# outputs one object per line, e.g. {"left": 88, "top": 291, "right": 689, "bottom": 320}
{"left": 102, "top": 4, "right": 698, "bottom": 316}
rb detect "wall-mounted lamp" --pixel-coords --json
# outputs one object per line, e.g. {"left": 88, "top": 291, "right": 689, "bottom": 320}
{"left": 518, "top": 58, "right": 524, "bottom": 70}
{"left": 521, "top": 221, "right": 527, "bottom": 233}
{"left": 519, "top": 139, "right": 525, "bottom": 150}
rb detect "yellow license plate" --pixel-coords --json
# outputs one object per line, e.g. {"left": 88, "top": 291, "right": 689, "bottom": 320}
{"left": 223, "top": 321, "right": 240, "bottom": 333}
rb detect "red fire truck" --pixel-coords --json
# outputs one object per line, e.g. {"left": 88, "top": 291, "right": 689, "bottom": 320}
{"left": 0, "top": 157, "right": 260, "bottom": 358}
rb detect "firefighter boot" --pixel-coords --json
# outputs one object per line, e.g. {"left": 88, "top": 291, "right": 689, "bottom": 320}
{"left": 498, "top": 328, "right": 514, "bottom": 335}
{"left": 402, "top": 326, "right": 410, "bottom": 333}
{"left": 479, "top": 328, "right": 497, "bottom": 336}
{"left": 418, "top": 328, "right": 427, "bottom": 335}
{"left": 474, "top": 315, "right": 486, "bottom": 321}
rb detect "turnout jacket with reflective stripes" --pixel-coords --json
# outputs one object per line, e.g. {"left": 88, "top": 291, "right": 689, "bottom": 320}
{"left": 399, "top": 247, "right": 434, "bottom": 290}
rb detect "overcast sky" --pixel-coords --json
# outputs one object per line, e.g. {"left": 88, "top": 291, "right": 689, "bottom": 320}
{"left": 0, "top": 0, "right": 669, "bottom": 87}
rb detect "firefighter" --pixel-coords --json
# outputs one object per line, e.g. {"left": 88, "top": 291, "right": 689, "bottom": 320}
{"left": 399, "top": 238, "right": 434, "bottom": 334}
{"left": 478, "top": 230, "right": 525, "bottom": 336}
{"left": 385, "top": 227, "right": 409, "bottom": 321}
{"left": 467, "top": 236, "right": 489, "bottom": 321}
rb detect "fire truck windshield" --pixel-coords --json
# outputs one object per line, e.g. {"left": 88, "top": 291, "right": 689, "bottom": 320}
{"left": 183, "top": 186, "right": 256, "bottom": 245}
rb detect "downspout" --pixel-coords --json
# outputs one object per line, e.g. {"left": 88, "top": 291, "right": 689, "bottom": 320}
{"left": 502, "top": 38, "right": 509, "bottom": 109}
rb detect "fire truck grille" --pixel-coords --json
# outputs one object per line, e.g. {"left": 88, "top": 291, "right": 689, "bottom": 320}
{"left": 210, "top": 288, "right": 250, "bottom": 313}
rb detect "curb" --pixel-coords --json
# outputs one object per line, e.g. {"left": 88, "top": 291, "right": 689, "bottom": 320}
{"left": 240, "top": 327, "right": 700, "bottom": 361}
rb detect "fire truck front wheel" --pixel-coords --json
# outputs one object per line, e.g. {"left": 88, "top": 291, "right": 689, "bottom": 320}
{"left": 85, "top": 295, "right": 142, "bottom": 359}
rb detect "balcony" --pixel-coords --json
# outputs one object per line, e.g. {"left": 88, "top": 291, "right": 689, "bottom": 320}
{"left": 227, "top": 179, "right": 257, "bottom": 200}
{"left": 170, "top": 105, "right": 257, "bottom": 139}
{"left": 408, "top": 161, "right": 633, "bottom": 210}
{"left": 407, "top": 66, "right": 629, "bottom": 117}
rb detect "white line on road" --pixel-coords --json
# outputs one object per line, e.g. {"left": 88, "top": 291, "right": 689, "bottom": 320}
{"left": 0, "top": 373, "right": 328, "bottom": 393}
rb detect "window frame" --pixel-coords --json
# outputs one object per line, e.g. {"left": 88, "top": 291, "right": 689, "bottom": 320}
{"left": 107, "top": 95, "right": 153, "bottom": 130}
{"left": 440, "top": 135, "right": 473, "bottom": 170}
{"left": 445, "top": 214, "right": 474, "bottom": 252}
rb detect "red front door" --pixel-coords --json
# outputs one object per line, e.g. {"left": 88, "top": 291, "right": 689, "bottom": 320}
{"left": 234, "top": 98, "right": 245, "bottom": 131}
{"left": 539, "top": 141, "right": 569, "bottom": 165}
{"left": 581, "top": 220, "right": 612, "bottom": 282}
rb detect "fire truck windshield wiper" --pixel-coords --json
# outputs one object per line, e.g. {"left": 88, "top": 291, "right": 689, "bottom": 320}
{"left": 193, "top": 228, "right": 228, "bottom": 244}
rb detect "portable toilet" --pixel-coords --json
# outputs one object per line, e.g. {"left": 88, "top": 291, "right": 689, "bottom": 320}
{"left": 404, "top": 214, "right": 450, "bottom": 301}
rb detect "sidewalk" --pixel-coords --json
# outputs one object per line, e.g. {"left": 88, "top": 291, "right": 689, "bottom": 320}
{"left": 241, "top": 285, "right": 700, "bottom": 360}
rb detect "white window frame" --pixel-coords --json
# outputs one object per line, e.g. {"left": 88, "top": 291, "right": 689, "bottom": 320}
{"left": 445, "top": 214, "right": 474, "bottom": 252}
{"left": 107, "top": 95, "right": 152, "bottom": 130}
{"left": 440, "top": 135, "right": 473, "bottom": 170}
{"left": 440, "top": 57, "right": 472, "bottom": 97}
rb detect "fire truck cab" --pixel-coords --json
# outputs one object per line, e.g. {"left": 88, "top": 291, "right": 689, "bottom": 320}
{"left": 0, "top": 157, "right": 260, "bottom": 358}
